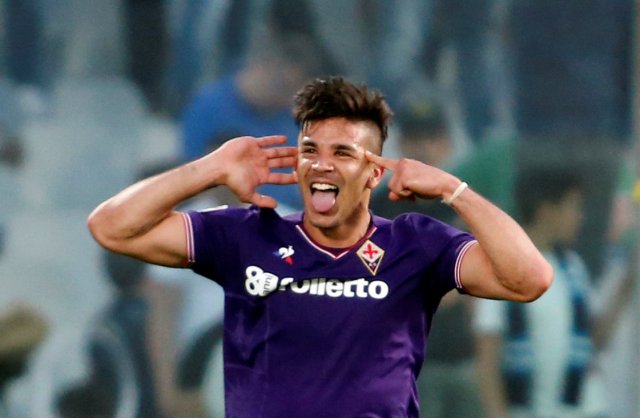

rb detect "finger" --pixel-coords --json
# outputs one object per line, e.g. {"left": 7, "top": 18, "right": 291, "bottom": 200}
{"left": 265, "top": 146, "right": 297, "bottom": 159}
{"left": 257, "top": 135, "right": 289, "bottom": 148}
{"left": 388, "top": 186, "right": 414, "bottom": 200}
{"left": 365, "top": 151, "right": 398, "bottom": 170}
{"left": 248, "top": 192, "right": 278, "bottom": 209}
{"left": 266, "top": 172, "right": 297, "bottom": 185}
{"left": 397, "top": 192, "right": 416, "bottom": 202}
{"left": 267, "top": 156, "right": 297, "bottom": 169}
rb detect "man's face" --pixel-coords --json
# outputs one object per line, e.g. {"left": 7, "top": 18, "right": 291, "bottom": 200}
{"left": 540, "top": 189, "right": 584, "bottom": 245}
{"left": 554, "top": 189, "right": 584, "bottom": 244}
{"left": 296, "top": 117, "right": 384, "bottom": 230}
{"left": 400, "top": 131, "right": 452, "bottom": 168}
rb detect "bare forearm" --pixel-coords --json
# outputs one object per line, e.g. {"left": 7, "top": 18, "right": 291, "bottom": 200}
{"left": 88, "top": 157, "right": 222, "bottom": 250}
{"left": 451, "top": 187, "right": 553, "bottom": 301}
{"left": 363, "top": 151, "right": 552, "bottom": 301}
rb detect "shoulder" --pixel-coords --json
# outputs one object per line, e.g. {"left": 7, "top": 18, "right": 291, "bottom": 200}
{"left": 188, "top": 205, "right": 299, "bottom": 229}
{"left": 374, "top": 211, "right": 473, "bottom": 251}
{"left": 380, "top": 211, "right": 462, "bottom": 236}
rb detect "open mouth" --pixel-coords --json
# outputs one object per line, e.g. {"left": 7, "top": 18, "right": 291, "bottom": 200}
{"left": 310, "top": 183, "right": 339, "bottom": 213}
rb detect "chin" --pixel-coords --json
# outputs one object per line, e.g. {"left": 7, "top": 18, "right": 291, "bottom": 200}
{"left": 306, "top": 210, "right": 340, "bottom": 230}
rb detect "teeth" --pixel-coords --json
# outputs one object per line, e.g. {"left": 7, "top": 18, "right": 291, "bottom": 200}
{"left": 311, "top": 183, "right": 338, "bottom": 191}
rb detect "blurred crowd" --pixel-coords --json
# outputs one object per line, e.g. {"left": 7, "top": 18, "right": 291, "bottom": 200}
{"left": 0, "top": 0, "right": 638, "bottom": 417}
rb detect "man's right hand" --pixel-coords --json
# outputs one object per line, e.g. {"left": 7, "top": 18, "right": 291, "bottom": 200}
{"left": 207, "top": 135, "right": 297, "bottom": 208}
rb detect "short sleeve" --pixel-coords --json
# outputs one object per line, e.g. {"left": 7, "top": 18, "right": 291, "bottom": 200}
{"left": 405, "top": 213, "right": 476, "bottom": 293}
{"left": 183, "top": 207, "right": 242, "bottom": 285}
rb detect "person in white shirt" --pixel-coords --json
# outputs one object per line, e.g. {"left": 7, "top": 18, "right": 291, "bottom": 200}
{"left": 474, "top": 166, "right": 609, "bottom": 418}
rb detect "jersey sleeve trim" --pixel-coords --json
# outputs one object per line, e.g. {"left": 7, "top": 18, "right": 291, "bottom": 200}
{"left": 455, "top": 239, "right": 478, "bottom": 290}
{"left": 181, "top": 212, "right": 195, "bottom": 266}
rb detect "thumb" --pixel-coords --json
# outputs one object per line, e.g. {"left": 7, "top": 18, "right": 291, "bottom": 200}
{"left": 248, "top": 193, "right": 278, "bottom": 209}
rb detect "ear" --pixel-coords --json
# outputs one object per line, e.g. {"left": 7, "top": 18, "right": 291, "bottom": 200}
{"left": 366, "top": 165, "right": 385, "bottom": 189}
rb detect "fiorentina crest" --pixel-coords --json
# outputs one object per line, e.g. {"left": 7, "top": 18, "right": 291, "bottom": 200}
{"left": 356, "top": 240, "right": 384, "bottom": 275}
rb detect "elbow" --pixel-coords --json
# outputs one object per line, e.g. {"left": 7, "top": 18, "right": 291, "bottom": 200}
{"left": 87, "top": 204, "right": 122, "bottom": 252}
{"left": 519, "top": 258, "right": 554, "bottom": 303}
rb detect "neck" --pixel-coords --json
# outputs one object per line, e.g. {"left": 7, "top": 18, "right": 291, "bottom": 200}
{"left": 302, "top": 209, "right": 372, "bottom": 249}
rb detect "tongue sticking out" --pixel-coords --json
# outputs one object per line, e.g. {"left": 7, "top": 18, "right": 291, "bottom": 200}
{"left": 311, "top": 191, "right": 337, "bottom": 213}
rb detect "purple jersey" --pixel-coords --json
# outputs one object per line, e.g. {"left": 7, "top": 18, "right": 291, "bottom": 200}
{"left": 183, "top": 206, "right": 476, "bottom": 418}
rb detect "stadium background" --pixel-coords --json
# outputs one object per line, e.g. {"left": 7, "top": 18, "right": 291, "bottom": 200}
{"left": 0, "top": 1, "right": 638, "bottom": 417}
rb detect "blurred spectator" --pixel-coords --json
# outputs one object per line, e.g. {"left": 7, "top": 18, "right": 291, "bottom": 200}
{"left": 3, "top": 0, "right": 45, "bottom": 87}
{"left": 0, "top": 77, "right": 25, "bottom": 259}
{"left": 171, "top": 318, "right": 224, "bottom": 418}
{"left": 267, "top": 0, "right": 340, "bottom": 79}
{"left": 180, "top": 29, "right": 327, "bottom": 213}
{"left": 371, "top": 92, "right": 455, "bottom": 221}
{"left": 454, "top": 132, "right": 628, "bottom": 283}
{"left": 121, "top": 0, "right": 168, "bottom": 113}
{"left": 55, "top": 250, "right": 160, "bottom": 418}
{"left": 0, "top": 138, "right": 23, "bottom": 170}
{"left": 596, "top": 154, "right": 639, "bottom": 418}
{"left": 451, "top": 135, "right": 515, "bottom": 214}
{"left": 0, "top": 1, "right": 636, "bottom": 416}
{"left": 475, "top": 166, "right": 635, "bottom": 418}
{"left": 507, "top": 0, "right": 633, "bottom": 142}
{"left": 0, "top": 305, "right": 48, "bottom": 417}
{"left": 506, "top": 0, "right": 635, "bottom": 277}
{"left": 418, "top": 0, "right": 498, "bottom": 143}
{"left": 370, "top": 95, "right": 487, "bottom": 418}
{"left": 356, "top": 0, "right": 502, "bottom": 142}
{"left": 165, "top": 0, "right": 253, "bottom": 115}
{"left": 138, "top": 159, "right": 225, "bottom": 418}
{"left": 147, "top": 256, "right": 224, "bottom": 418}
{"left": 304, "top": 0, "right": 383, "bottom": 86}
{"left": 144, "top": 225, "right": 226, "bottom": 418}
{"left": 0, "top": 77, "right": 25, "bottom": 169}
{"left": 304, "top": 0, "right": 430, "bottom": 102}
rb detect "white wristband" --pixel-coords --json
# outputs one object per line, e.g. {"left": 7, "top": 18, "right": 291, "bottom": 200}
{"left": 442, "top": 182, "right": 468, "bottom": 205}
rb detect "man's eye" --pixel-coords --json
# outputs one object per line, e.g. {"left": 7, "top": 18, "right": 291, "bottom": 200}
{"left": 301, "top": 148, "right": 316, "bottom": 154}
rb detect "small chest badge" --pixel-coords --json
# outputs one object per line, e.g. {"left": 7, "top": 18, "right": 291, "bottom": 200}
{"left": 357, "top": 240, "right": 384, "bottom": 276}
{"left": 276, "top": 245, "right": 295, "bottom": 264}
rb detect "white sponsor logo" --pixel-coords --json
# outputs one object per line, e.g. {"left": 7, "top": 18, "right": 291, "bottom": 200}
{"left": 244, "top": 266, "right": 389, "bottom": 299}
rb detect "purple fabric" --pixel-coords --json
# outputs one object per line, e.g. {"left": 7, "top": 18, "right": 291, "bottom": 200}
{"left": 185, "top": 206, "right": 474, "bottom": 417}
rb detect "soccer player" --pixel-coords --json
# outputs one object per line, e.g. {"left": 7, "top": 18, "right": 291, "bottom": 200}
{"left": 87, "top": 77, "right": 553, "bottom": 417}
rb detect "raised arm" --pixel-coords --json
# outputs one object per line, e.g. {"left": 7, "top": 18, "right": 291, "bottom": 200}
{"left": 366, "top": 152, "right": 553, "bottom": 302}
{"left": 87, "top": 135, "right": 297, "bottom": 266}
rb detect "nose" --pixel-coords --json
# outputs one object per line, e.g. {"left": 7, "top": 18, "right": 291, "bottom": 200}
{"left": 311, "top": 155, "right": 334, "bottom": 172}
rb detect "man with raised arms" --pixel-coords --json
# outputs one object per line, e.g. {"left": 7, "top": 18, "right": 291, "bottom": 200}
{"left": 88, "top": 77, "right": 552, "bottom": 417}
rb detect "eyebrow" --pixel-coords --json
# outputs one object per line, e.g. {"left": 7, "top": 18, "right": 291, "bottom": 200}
{"left": 301, "top": 136, "right": 359, "bottom": 153}
{"left": 301, "top": 136, "right": 316, "bottom": 147}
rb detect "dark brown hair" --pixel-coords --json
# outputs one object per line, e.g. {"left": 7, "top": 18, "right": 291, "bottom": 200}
{"left": 293, "top": 77, "right": 393, "bottom": 148}
{"left": 515, "top": 166, "right": 584, "bottom": 225}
